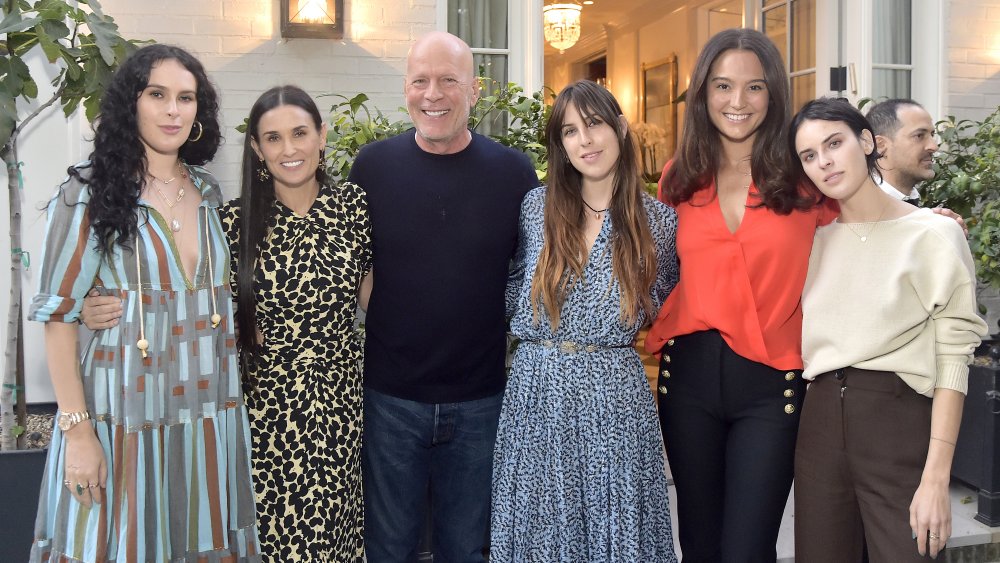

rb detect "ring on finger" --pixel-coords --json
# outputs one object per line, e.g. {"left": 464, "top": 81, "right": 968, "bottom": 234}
{"left": 929, "top": 532, "right": 940, "bottom": 540}
{"left": 63, "top": 479, "right": 71, "bottom": 486}
{"left": 75, "top": 483, "right": 85, "bottom": 495}
{"left": 88, "top": 483, "right": 98, "bottom": 488}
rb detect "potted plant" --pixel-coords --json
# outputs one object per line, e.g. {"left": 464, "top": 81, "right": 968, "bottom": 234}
{"left": 631, "top": 120, "right": 668, "bottom": 195}
{"left": 1, "top": 0, "right": 143, "bottom": 558}
{"left": 921, "top": 108, "right": 1000, "bottom": 526}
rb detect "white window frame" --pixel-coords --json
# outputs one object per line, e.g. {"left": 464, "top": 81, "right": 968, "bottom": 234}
{"left": 750, "top": 0, "right": 942, "bottom": 116}
{"left": 842, "top": 1, "right": 943, "bottom": 114}
{"left": 437, "top": 0, "right": 543, "bottom": 93}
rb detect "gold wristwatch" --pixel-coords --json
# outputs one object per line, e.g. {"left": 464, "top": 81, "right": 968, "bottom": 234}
{"left": 57, "top": 411, "right": 91, "bottom": 432}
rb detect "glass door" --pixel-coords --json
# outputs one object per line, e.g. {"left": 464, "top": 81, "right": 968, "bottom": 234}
{"left": 761, "top": 0, "right": 818, "bottom": 112}
{"left": 755, "top": 0, "right": 941, "bottom": 113}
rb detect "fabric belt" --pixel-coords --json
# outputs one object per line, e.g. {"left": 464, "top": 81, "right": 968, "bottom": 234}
{"left": 525, "top": 339, "right": 633, "bottom": 354}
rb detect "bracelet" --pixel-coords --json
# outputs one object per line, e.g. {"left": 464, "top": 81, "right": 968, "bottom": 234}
{"left": 930, "top": 436, "right": 956, "bottom": 447}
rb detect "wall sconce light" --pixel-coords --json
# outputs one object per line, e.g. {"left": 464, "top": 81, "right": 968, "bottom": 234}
{"left": 543, "top": 3, "right": 582, "bottom": 53}
{"left": 280, "top": 0, "right": 345, "bottom": 39}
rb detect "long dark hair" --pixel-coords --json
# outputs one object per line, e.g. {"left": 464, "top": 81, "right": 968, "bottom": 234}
{"left": 662, "top": 28, "right": 816, "bottom": 214}
{"left": 236, "top": 85, "right": 327, "bottom": 374}
{"left": 790, "top": 97, "right": 882, "bottom": 185}
{"left": 532, "top": 80, "right": 657, "bottom": 330}
{"left": 73, "top": 44, "right": 221, "bottom": 255}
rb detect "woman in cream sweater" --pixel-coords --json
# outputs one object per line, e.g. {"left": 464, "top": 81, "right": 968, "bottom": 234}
{"left": 790, "top": 97, "right": 987, "bottom": 561}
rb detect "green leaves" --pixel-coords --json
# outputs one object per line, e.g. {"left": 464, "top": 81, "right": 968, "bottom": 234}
{"left": 321, "top": 92, "right": 411, "bottom": 181}
{"left": 0, "top": 12, "right": 42, "bottom": 35}
{"left": 280, "top": 80, "right": 550, "bottom": 185}
{"left": 0, "top": 91, "right": 16, "bottom": 150}
{"left": 470, "top": 79, "right": 552, "bottom": 181}
{"left": 1, "top": 0, "right": 146, "bottom": 150}
{"left": 85, "top": 11, "right": 119, "bottom": 65}
{"left": 923, "top": 109, "right": 1000, "bottom": 289}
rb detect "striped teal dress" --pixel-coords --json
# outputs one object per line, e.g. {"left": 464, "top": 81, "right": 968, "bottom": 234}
{"left": 28, "top": 163, "right": 261, "bottom": 562}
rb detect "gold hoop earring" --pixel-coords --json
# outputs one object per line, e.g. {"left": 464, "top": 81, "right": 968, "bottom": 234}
{"left": 188, "top": 121, "right": 204, "bottom": 142}
{"left": 257, "top": 157, "right": 271, "bottom": 182}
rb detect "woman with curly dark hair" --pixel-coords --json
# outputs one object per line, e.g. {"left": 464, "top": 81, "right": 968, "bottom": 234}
{"left": 642, "top": 28, "right": 838, "bottom": 561}
{"left": 219, "top": 85, "right": 372, "bottom": 561}
{"left": 28, "top": 44, "right": 261, "bottom": 562}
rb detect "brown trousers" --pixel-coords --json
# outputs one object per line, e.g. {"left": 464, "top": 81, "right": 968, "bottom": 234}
{"left": 794, "top": 367, "right": 938, "bottom": 562}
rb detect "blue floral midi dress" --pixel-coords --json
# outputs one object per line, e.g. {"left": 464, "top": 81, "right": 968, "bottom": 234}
{"left": 28, "top": 164, "right": 261, "bottom": 562}
{"left": 491, "top": 186, "right": 679, "bottom": 562}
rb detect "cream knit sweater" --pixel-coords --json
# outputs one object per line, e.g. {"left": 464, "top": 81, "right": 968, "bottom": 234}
{"left": 801, "top": 208, "right": 988, "bottom": 396}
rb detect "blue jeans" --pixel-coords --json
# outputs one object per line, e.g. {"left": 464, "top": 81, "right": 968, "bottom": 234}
{"left": 363, "top": 388, "right": 502, "bottom": 563}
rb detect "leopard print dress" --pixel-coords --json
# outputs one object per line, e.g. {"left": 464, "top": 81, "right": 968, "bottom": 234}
{"left": 220, "top": 182, "right": 372, "bottom": 562}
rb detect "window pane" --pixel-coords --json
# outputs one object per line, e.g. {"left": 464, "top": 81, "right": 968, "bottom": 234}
{"left": 709, "top": 1, "right": 743, "bottom": 37}
{"left": 448, "top": 0, "right": 508, "bottom": 49}
{"left": 471, "top": 54, "right": 510, "bottom": 137}
{"left": 873, "top": 0, "right": 911, "bottom": 65}
{"left": 872, "top": 69, "right": 911, "bottom": 100}
{"left": 791, "top": 0, "right": 815, "bottom": 72}
{"left": 765, "top": 6, "right": 788, "bottom": 66}
{"left": 791, "top": 73, "right": 815, "bottom": 113}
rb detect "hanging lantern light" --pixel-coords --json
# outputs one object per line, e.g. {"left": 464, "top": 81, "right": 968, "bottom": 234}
{"left": 543, "top": 3, "right": 582, "bottom": 54}
{"left": 280, "top": 0, "right": 344, "bottom": 39}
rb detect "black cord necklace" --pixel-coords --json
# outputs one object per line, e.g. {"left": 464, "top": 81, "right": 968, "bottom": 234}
{"left": 582, "top": 199, "right": 610, "bottom": 219}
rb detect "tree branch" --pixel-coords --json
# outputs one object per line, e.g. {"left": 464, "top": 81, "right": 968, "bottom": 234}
{"left": 8, "top": 83, "right": 68, "bottom": 152}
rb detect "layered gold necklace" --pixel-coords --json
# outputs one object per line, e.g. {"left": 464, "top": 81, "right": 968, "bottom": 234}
{"left": 148, "top": 163, "right": 189, "bottom": 232}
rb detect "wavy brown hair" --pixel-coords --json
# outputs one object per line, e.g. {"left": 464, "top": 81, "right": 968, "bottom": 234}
{"left": 531, "top": 80, "right": 657, "bottom": 330}
{"left": 662, "top": 28, "right": 818, "bottom": 214}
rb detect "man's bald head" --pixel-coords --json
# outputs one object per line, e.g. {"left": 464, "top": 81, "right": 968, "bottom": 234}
{"left": 404, "top": 32, "right": 480, "bottom": 154}
{"left": 407, "top": 31, "right": 475, "bottom": 81}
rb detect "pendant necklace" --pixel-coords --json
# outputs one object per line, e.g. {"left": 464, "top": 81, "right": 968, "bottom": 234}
{"left": 843, "top": 198, "right": 891, "bottom": 243}
{"left": 582, "top": 199, "right": 610, "bottom": 220}
{"left": 149, "top": 164, "right": 189, "bottom": 232}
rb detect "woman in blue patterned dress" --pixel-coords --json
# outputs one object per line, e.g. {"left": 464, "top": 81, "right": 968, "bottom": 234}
{"left": 28, "top": 45, "right": 260, "bottom": 562}
{"left": 490, "top": 80, "right": 679, "bottom": 561}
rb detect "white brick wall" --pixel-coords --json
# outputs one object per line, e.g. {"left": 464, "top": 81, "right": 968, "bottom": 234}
{"left": 100, "top": 0, "right": 436, "bottom": 197}
{"left": 5, "top": 1, "right": 438, "bottom": 402}
{"left": 948, "top": 0, "right": 1000, "bottom": 121}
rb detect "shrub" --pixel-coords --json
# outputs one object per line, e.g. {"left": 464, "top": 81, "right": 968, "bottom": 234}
{"left": 922, "top": 110, "right": 1000, "bottom": 290}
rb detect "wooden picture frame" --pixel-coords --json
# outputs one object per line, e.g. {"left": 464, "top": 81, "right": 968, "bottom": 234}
{"left": 639, "top": 55, "right": 679, "bottom": 172}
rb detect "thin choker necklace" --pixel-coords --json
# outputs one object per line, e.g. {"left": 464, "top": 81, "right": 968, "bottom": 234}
{"left": 582, "top": 199, "right": 610, "bottom": 220}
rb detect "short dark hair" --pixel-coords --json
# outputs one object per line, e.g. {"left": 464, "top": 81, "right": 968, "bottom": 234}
{"left": 790, "top": 97, "right": 881, "bottom": 183}
{"left": 865, "top": 98, "right": 924, "bottom": 138}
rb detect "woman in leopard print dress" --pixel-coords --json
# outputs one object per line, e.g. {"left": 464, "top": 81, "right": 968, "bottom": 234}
{"left": 221, "top": 85, "right": 372, "bottom": 561}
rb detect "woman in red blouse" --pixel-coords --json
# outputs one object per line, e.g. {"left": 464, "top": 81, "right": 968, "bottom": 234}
{"left": 644, "top": 28, "right": 836, "bottom": 561}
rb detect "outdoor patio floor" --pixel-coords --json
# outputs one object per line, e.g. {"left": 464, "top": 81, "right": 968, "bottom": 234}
{"left": 654, "top": 457, "right": 1000, "bottom": 561}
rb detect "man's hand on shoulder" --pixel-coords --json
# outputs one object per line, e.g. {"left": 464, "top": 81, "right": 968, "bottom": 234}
{"left": 931, "top": 206, "right": 969, "bottom": 237}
